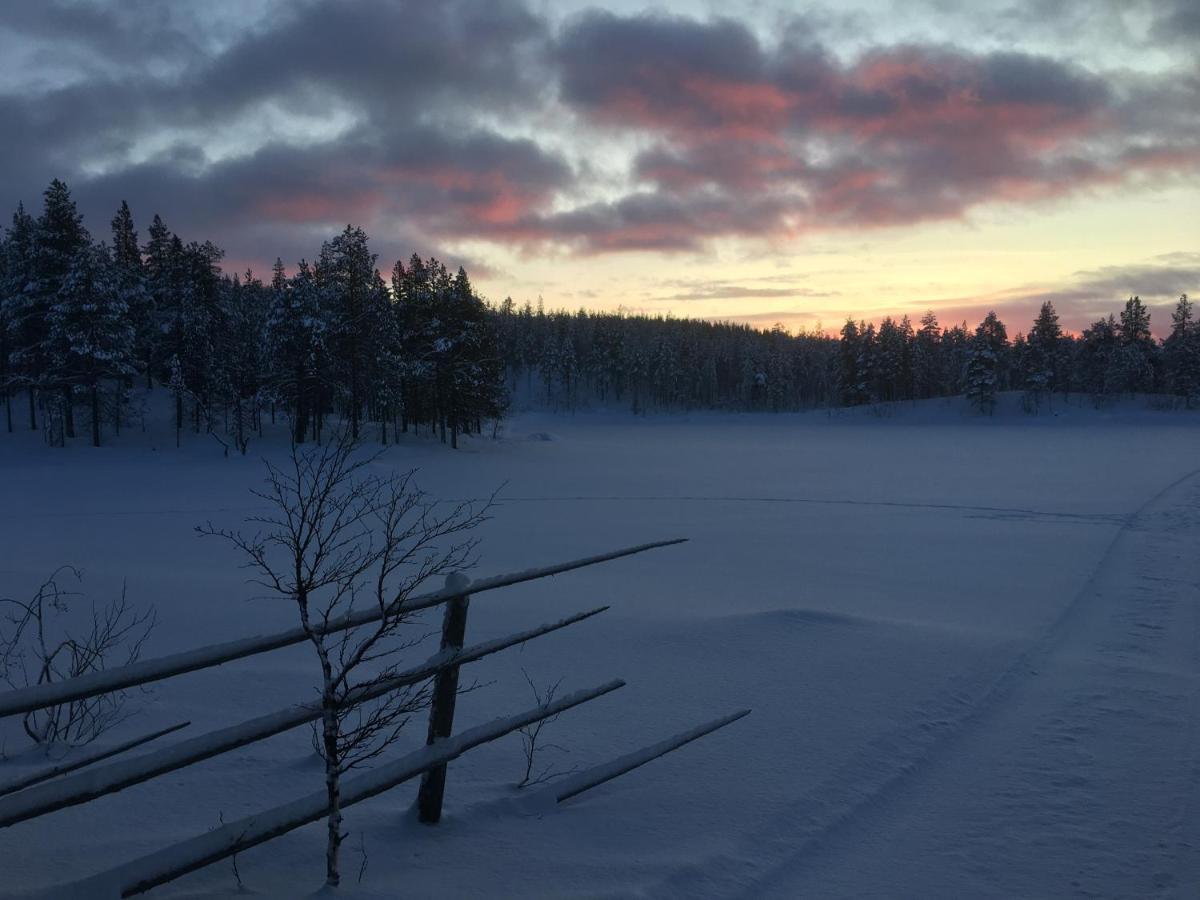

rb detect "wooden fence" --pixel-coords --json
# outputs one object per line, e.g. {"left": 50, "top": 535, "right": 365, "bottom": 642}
{"left": 0, "top": 539, "right": 750, "bottom": 898}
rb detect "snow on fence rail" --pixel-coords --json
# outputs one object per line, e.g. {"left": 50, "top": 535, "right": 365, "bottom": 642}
{"left": 0, "top": 538, "right": 751, "bottom": 896}
{"left": 0, "top": 538, "right": 685, "bottom": 720}
{"left": 0, "top": 721, "right": 191, "bottom": 799}
{"left": 550, "top": 708, "right": 752, "bottom": 804}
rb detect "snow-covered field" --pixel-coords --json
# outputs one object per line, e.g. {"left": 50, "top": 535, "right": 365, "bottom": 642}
{"left": 2, "top": 393, "right": 1199, "bottom": 898}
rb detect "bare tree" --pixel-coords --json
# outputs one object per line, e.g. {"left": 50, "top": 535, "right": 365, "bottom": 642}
{"left": 198, "top": 429, "right": 490, "bottom": 887}
{"left": 515, "top": 669, "right": 577, "bottom": 789}
{"left": 0, "top": 567, "right": 155, "bottom": 750}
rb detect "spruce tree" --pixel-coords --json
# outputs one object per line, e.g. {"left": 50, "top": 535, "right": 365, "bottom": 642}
{"left": 318, "top": 226, "right": 378, "bottom": 439}
{"left": 965, "top": 311, "right": 1008, "bottom": 414}
{"left": 1080, "top": 315, "right": 1118, "bottom": 399}
{"left": 111, "top": 201, "right": 151, "bottom": 387}
{"left": 1023, "top": 301, "right": 1062, "bottom": 409}
{"left": 34, "top": 180, "right": 90, "bottom": 437}
{"left": 267, "top": 258, "right": 328, "bottom": 443}
{"left": 142, "top": 214, "right": 176, "bottom": 395}
{"left": 1113, "top": 295, "right": 1158, "bottom": 394}
{"left": 47, "top": 243, "right": 135, "bottom": 446}
{"left": 0, "top": 229, "right": 9, "bottom": 432}
{"left": 838, "top": 318, "right": 864, "bottom": 406}
{"left": 1165, "top": 294, "right": 1199, "bottom": 407}
{"left": 913, "top": 311, "right": 942, "bottom": 399}
{"left": 2, "top": 206, "right": 38, "bottom": 430}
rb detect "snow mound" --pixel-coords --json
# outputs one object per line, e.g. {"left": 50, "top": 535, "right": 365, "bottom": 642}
{"left": 527, "top": 432, "right": 558, "bottom": 442}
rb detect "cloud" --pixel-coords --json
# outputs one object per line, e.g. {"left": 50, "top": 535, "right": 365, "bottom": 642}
{"left": 546, "top": 11, "right": 1198, "bottom": 250}
{"left": 655, "top": 277, "right": 837, "bottom": 302}
{"left": 0, "top": 1, "right": 1195, "bottom": 267}
{"left": 0, "top": 0, "right": 559, "bottom": 265}
{"left": 1151, "top": 0, "right": 1200, "bottom": 42}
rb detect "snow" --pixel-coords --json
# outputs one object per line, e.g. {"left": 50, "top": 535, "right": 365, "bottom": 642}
{"left": 1, "top": 391, "right": 1199, "bottom": 897}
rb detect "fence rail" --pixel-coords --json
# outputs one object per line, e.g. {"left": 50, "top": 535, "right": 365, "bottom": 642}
{"left": 0, "top": 539, "right": 685, "bottom": 720}
{"left": 0, "top": 721, "right": 191, "bottom": 800}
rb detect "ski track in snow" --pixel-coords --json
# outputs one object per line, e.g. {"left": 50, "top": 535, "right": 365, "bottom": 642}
{"left": 19, "top": 496, "right": 1129, "bottom": 526}
{"left": 636, "top": 466, "right": 1200, "bottom": 899}
{"left": 490, "top": 496, "right": 1131, "bottom": 531}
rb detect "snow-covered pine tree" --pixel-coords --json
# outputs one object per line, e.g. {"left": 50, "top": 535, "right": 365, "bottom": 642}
{"left": 3, "top": 205, "right": 39, "bottom": 429}
{"left": 1022, "top": 301, "right": 1062, "bottom": 411}
{"left": 965, "top": 311, "right": 1008, "bottom": 414}
{"left": 1165, "top": 294, "right": 1199, "bottom": 407}
{"left": 365, "top": 268, "right": 402, "bottom": 444}
{"left": 176, "top": 240, "right": 224, "bottom": 433}
{"left": 47, "top": 242, "right": 135, "bottom": 446}
{"left": 446, "top": 266, "right": 506, "bottom": 440}
{"left": 32, "top": 180, "right": 90, "bottom": 437}
{"left": 1079, "top": 314, "right": 1118, "bottom": 400}
{"left": 874, "top": 317, "right": 904, "bottom": 402}
{"left": 318, "top": 226, "right": 378, "bottom": 439}
{"left": 857, "top": 322, "right": 877, "bottom": 404}
{"left": 1113, "top": 295, "right": 1159, "bottom": 395}
{"left": 110, "top": 201, "right": 151, "bottom": 391}
{"left": 267, "top": 258, "right": 328, "bottom": 443}
{"left": 838, "top": 318, "right": 864, "bottom": 406}
{"left": 216, "top": 270, "right": 270, "bottom": 453}
{"left": 913, "top": 310, "right": 942, "bottom": 399}
{"left": 141, "top": 213, "right": 173, "bottom": 394}
{"left": 0, "top": 229, "right": 7, "bottom": 432}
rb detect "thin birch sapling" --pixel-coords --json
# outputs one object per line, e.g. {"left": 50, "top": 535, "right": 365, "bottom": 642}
{"left": 198, "top": 430, "right": 492, "bottom": 887}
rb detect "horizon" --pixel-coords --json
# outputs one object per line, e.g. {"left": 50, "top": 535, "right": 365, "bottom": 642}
{"left": 2, "top": 1, "right": 1196, "bottom": 336}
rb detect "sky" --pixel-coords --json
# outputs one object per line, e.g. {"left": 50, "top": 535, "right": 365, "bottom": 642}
{"left": 2, "top": 0, "right": 1197, "bottom": 335}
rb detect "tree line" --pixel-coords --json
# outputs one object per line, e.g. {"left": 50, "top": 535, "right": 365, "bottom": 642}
{"left": 3, "top": 179, "right": 1196, "bottom": 450}
{"left": 0, "top": 180, "right": 506, "bottom": 449}
{"left": 496, "top": 295, "right": 1199, "bottom": 415}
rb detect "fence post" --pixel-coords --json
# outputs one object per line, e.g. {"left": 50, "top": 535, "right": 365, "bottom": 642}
{"left": 416, "top": 572, "right": 471, "bottom": 824}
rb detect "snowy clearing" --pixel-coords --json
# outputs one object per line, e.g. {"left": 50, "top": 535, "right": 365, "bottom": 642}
{"left": 2, "top": 393, "right": 1199, "bottom": 898}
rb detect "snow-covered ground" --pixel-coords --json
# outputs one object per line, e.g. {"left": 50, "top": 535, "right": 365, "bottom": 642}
{"left": 2, "top": 393, "right": 1198, "bottom": 898}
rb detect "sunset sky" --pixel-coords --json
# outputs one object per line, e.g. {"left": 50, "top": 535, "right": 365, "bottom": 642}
{"left": 2, "top": 0, "right": 1196, "bottom": 335}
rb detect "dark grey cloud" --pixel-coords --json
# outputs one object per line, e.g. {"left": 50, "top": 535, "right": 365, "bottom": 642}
{"left": 541, "top": 12, "right": 1197, "bottom": 250}
{"left": 0, "top": 0, "right": 558, "bottom": 266}
{"left": 1149, "top": 0, "right": 1200, "bottom": 42}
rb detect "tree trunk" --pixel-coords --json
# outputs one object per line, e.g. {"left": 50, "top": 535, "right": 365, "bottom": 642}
{"left": 90, "top": 381, "right": 101, "bottom": 447}
{"left": 28, "top": 388, "right": 36, "bottom": 431}
{"left": 323, "top": 702, "right": 342, "bottom": 887}
{"left": 63, "top": 387, "right": 75, "bottom": 439}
